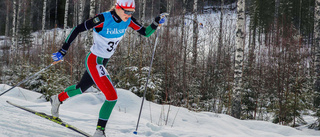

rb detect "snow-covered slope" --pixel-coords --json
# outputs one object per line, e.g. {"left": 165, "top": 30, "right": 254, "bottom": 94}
{"left": 0, "top": 84, "right": 319, "bottom": 137}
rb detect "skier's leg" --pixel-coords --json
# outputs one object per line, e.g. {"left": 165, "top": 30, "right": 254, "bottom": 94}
{"left": 85, "top": 52, "right": 117, "bottom": 131}
{"left": 57, "top": 70, "right": 95, "bottom": 102}
{"left": 51, "top": 56, "right": 97, "bottom": 118}
{"left": 51, "top": 70, "right": 95, "bottom": 118}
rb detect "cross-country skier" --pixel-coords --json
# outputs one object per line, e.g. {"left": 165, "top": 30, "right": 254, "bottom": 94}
{"left": 50, "top": 0, "right": 166, "bottom": 136}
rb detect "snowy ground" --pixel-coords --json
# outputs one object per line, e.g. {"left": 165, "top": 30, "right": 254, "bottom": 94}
{"left": 0, "top": 84, "right": 319, "bottom": 137}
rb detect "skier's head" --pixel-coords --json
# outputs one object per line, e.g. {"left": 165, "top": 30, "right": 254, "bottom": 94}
{"left": 115, "top": 0, "right": 135, "bottom": 22}
{"left": 115, "top": 0, "right": 135, "bottom": 10}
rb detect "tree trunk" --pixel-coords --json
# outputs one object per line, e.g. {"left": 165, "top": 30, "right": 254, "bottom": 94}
{"left": 231, "top": 0, "right": 245, "bottom": 119}
{"left": 97, "top": 0, "right": 101, "bottom": 13}
{"left": 167, "top": 0, "right": 171, "bottom": 14}
{"left": 5, "top": 0, "right": 10, "bottom": 37}
{"left": 215, "top": 0, "right": 224, "bottom": 106}
{"left": 89, "top": 0, "right": 96, "bottom": 18}
{"left": 182, "top": 0, "right": 188, "bottom": 108}
{"left": 313, "top": 0, "right": 320, "bottom": 128}
{"left": 22, "top": 0, "right": 28, "bottom": 60}
{"left": 79, "top": 0, "right": 84, "bottom": 23}
{"left": 4, "top": 0, "right": 10, "bottom": 66}
{"left": 16, "top": 0, "right": 22, "bottom": 46}
{"left": 54, "top": 0, "right": 58, "bottom": 25}
{"left": 40, "top": 0, "right": 47, "bottom": 64}
{"left": 29, "top": 0, "right": 34, "bottom": 30}
{"left": 42, "top": 0, "right": 47, "bottom": 45}
{"left": 22, "top": 0, "right": 27, "bottom": 27}
{"left": 217, "top": 0, "right": 224, "bottom": 65}
{"left": 86, "top": 0, "right": 96, "bottom": 52}
{"left": 164, "top": 0, "right": 172, "bottom": 103}
{"left": 151, "top": 0, "right": 154, "bottom": 18}
{"left": 314, "top": 0, "right": 320, "bottom": 93}
{"left": 11, "top": 0, "right": 17, "bottom": 63}
{"left": 192, "top": 0, "right": 198, "bottom": 73}
{"left": 64, "top": 0, "right": 69, "bottom": 38}
{"left": 137, "top": 0, "right": 146, "bottom": 91}
{"left": 141, "top": 0, "right": 146, "bottom": 24}
{"left": 77, "top": 0, "right": 84, "bottom": 44}
{"left": 73, "top": 1, "right": 76, "bottom": 26}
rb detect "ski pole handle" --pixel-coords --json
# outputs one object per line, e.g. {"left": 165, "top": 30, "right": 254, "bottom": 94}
{"left": 52, "top": 60, "right": 63, "bottom": 65}
{"left": 160, "top": 13, "right": 169, "bottom": 18}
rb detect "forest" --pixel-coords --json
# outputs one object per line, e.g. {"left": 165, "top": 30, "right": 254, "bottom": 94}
{"left": 1, "top": 0, "right": 320, "bottom": 130}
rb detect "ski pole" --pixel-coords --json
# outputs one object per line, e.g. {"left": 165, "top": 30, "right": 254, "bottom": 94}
{"left": 134, "top": 13, "right": 168, "bottom": 135}
{"left": 0, "top": 60, "right": 63, "bottom": 96}
{"left": 133, "top": 30, "right": 159, "bottom": 135}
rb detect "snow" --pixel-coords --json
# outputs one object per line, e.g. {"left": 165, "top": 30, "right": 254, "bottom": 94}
{"left": 0, "top": 84, "right": 319, "bottom": 137}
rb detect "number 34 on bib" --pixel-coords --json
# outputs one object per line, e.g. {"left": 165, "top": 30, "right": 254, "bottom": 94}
{"left": 107, "top": 40, "right": 119, "bottom": 52}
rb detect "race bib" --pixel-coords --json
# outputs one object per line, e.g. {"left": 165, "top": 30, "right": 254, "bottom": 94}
{"left": 90, "top": 31, "right": 123, "bottom": 58}
{"left": 96, "top": 65, "right": 109, "bottom": 77}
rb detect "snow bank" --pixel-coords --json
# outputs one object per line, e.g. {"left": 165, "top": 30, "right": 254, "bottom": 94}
{"left": 0, "top": 84, "right": 319, "bottom": 137}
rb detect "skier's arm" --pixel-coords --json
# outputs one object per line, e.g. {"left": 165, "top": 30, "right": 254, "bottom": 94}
{"left": 129, "top": 17, "right": 158, "bottom": 38}
{"left": 61, "top": 14, "right": 105, "bottom": 50}
{"left": 52, "top": 14, "right": 105, "bottom": 61}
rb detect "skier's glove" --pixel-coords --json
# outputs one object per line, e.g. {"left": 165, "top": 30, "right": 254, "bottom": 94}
{"left": 52, "top": 49, "right": 67, "bottom": 61}
{"left": 154, "top": 13, "right": 169, "bottom": 26}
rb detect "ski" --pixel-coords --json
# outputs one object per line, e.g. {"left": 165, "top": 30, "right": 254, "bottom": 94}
{"left": 6, "top": 101, "right": 92, "bottom": 137}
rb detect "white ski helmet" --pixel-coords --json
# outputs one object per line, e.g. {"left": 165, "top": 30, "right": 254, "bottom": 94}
{"left": 116, "top": 0, "right": 135, "bottom": 9}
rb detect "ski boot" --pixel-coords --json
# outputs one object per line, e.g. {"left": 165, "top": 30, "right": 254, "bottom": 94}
{"left": 93, "top": 126, "right": 106, "bottom": 137}
{"left": 50, "top": 95, "right": 62, "bottom": 119}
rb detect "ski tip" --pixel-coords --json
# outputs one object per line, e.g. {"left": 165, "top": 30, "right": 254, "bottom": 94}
{"left": 133, "top": 131, "right": 137, "bottom": 135}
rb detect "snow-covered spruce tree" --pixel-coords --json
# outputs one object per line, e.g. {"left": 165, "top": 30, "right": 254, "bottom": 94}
{"left": 115, "top": 66, "right": 140, "bottom": 92}
{"left": 1, "top": 53, "right": 70, "bottom": 101}
{"left": 18, "top": 24, "right": 33, "bottom": 59}
{"left": 24, "top": 64, "right": 71, "bottom": 101}
{"left": 114, "top": 66, "right": 162, "bottom": 103}
{"left": 241, "top": 85, "right": 256, "bottom": 119}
